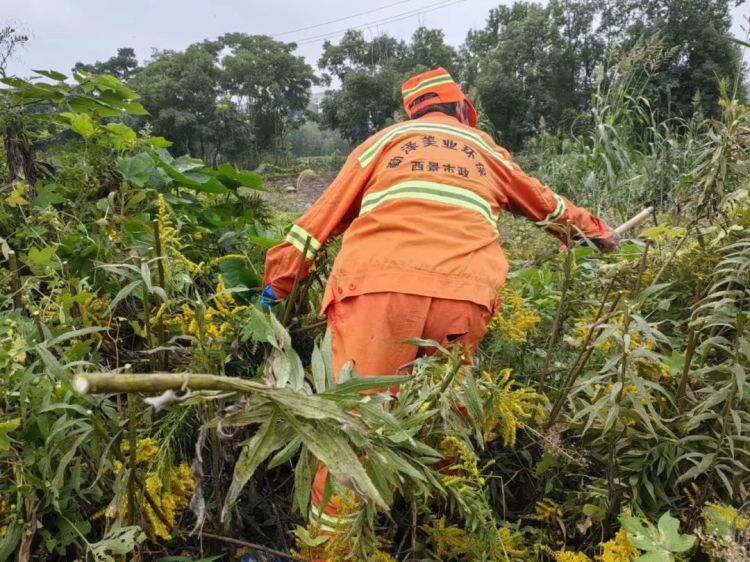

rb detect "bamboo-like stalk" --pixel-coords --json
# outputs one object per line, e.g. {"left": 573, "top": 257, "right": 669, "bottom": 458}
{"left": 126, "top": 397, "right": 138, "bottom": 527}
{"left": 539, "top": 241, "right": 575, "bottom": 392}
{"left": 152, "top": 221, "right": 168, "bottom": 371}
{"left": 544, "top": 292, "right": 623, "bottom": 430}
{"left": 8, "top": 250, "right": 23, "bottom": 310}
{"left": 142, "top": 287, "right": 155, "bottom": 372}
{"left": 614, "top": 242, "right": 651, "bottom": 403}
{"left": 74, "top": 372, "right": 265, "bottom": 395}
{"left": 675, "top": 327, "right": 697, "bottom": 411}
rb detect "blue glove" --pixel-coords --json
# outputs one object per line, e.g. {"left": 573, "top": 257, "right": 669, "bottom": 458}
{"left": 259, "top": 284, "right": 279, "bottom": 309}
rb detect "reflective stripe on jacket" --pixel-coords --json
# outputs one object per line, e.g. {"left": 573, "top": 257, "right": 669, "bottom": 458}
{"left": 263, "top": 112, "right": 611, "bottom": 312}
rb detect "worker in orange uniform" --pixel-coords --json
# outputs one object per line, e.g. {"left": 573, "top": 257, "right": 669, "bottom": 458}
{"left": 261, "top": 67, "right": 620, "bottom": 545}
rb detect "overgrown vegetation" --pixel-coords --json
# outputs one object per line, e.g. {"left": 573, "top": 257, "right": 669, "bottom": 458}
{"left": 1, "top": 1, "right": 749, "bottom": 560}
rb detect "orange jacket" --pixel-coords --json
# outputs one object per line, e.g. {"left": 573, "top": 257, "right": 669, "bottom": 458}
{"left": 263, "top": 112, "right": 611, "bottom": 313}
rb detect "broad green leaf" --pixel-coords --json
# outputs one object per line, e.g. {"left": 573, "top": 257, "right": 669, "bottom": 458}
{"left": 32, "top": 69, "right": 68, "bottom": 81}
{"left": 0, "top": 418, "right": 21, "bottom": 451}
{"left": 88, "top": 525, "right": 145, "bottom": 561}
{"left": 118, "top": 153, "right": 155, "bottom": 187}
{"left": 105, "top": 123, "right": 137, "bottom": 149}
{"left": 657, "top": 512, "right": 695, "bottom": 553}
{"left": 69, "top": 113, "right": 96, "bottom": 138}
{"left": 241, "top": 308, "right": 279, "bottom": 347}
{"left": 219, "top": 258, "right": 262, "bottom": 292}
{"left": 214, "top": 163, "right": 264, "bottom": 190}
{"left": 634, "top": 552, "right": 673, "bottom": 562}
{"left": 25, "top": 245, "right": 58, "bottom": 274}
{"left": 148, "top": 136, "right": 173, "bottom": 148}
{"left": 33, "top": 183, "right": 65, "bottom": 207}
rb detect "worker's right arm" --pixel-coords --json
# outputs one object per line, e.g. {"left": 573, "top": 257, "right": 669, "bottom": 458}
{"left": 491, "top": 145, "right": 616, "bottom": 248}
{"left": 262, "top": 150, "right": 371, "bottom": 300}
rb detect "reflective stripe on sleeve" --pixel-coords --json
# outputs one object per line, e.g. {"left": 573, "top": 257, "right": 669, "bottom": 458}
{"left": 285, "top": 224, "right": 321, "bottom": 259}
{"left": 535, "top": 193, "right": 566, "bottom": 227}
{"left": 358, "top": 122, "right": 513, "bottom": 170}
{"left": 359, "top": 180, "right": 499, "bottom": 230}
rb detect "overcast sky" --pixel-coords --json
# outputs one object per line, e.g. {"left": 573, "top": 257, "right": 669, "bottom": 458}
{"left": 4, "top": 0, "right": 750, "bottom": 87}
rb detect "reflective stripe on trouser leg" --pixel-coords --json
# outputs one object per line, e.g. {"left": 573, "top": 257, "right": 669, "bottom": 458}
{"left": 310, "top": 465, "right": 360, "bottom": 534}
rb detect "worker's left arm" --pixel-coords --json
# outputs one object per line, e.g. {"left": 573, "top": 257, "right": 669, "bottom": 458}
{"left": 262, "top": 151, "right": 370, "bottom": 301}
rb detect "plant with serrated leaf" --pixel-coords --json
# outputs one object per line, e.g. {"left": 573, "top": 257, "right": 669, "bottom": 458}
{"left": 619, "top": 512, "right": 695, "bottom": 561}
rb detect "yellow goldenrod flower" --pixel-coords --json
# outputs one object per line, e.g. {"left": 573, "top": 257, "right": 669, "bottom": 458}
{"left": 546, "top": 550, "right": 593, "bottom": 562}
{"left": 526, "top": 498, "right": 564, "bottom": 524}
{"left": 481, "top": 369, "right": 546, "bottom": 447}
{"left": 596, "top": 529, "right": 640, "bottom": 562}
{"left": 427, "top": 516, "right": 528, "bottom": 560}
{"left": 488, "top": 287, "right": 541, "bottom": 343}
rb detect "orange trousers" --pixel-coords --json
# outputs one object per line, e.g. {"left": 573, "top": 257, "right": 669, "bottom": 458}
{"left": 309, "top": 292, "right": 491, "bottom": 536}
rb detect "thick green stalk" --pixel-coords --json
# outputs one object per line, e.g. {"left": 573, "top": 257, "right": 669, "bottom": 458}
{"left": 152, "top": 220, "right": 168, "bottom": 371}
{"left": 539, "top": 243, "right": 575, "bottom": 392}
{"left": 74, "top": 372, "right": 266, "bottom": 395}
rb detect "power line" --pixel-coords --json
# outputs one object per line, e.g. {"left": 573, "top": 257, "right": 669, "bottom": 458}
{"left": 293, "top": 0, "right": 459, "bottom": 44}
{"left": 273, "top": 0, "right": 414, "bottom": 37}
{"left": 293, "top": 0, "right": 467, "bottom": 45}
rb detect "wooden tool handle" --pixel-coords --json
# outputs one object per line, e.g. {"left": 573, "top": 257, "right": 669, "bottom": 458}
{"left": 614, "top": 206, "right": 655, "bottom": 235}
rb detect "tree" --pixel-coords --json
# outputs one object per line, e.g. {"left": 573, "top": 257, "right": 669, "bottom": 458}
{"left": 463, "top": 0, "right": 604, "bottom": 150}
{"left": 73, "top": 47, "right": 140, "bottom": 81}
{"left": 318, "top": 28, "right": 459, "bottom": 144}
{"left": 611, "top": 0, "right": 744, "bottom": 119}
{"left": 219, "top": 33, "right": 316, "bottom": 159}
{"left": 0, "top": 25, "right": 28, "bottom": 77}
{"left": 129, "top": 41, "right": 236, "bottom": 160}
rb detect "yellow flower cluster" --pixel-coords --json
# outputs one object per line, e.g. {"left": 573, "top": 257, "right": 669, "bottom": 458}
{"left": 0, "top": 498, "right": 10, "bottom": 537}
{"left": 168, "top": 275, "right": 249, "bottom": 340}
{"left": 481, "top": 369, "right": 546, "bottom": 447}
{"left": 119, "top": 437, "right": 159, "bottom": 466}
{"left": 440, "top": 436, "right": 485, "bottom": 488}
{"left": 156, "top": 194, "right": 203, "bottom": 275}
{"left": 428, "top": 516, "right": 528, "bottom": 560}
{"left": 526, "top": 498, "right": 564, "bottom": 524}
{"left": 596, "top": 529, "right": 640, "bottom": 562}
{"left": 488, "top": 287, "right": 541, "bottom": 343}
{"left": 544, "top": 548, "right": 592, "bottom": 562}
{"left": 140, "top": 463, "right": 195, "bottom": 540}
{"left": 704, "top": 502, "right": 748, "bottom": 532}
{"left": 116, "top": 438, "right": 195, "bottom": 541}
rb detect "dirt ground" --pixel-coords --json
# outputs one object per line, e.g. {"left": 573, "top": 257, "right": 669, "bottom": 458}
{"left": 263, "top": 170, "right": 337, "bottom": 211}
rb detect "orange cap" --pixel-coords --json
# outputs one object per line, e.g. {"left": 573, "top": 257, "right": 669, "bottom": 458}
{"left": 401, "top": 67, "right": 477, "bottom": 127}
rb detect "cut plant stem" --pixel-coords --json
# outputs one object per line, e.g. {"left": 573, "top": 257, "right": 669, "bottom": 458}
{"left": 74, "top": 372, "right": 267, "bottom": 395}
